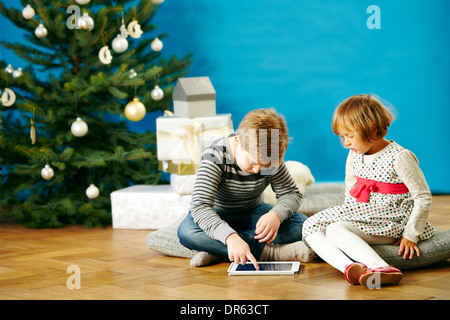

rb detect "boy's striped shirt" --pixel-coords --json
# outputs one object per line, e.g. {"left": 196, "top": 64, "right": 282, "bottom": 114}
{"left": 190, "top": 133, "right": 302, "bottom": 244}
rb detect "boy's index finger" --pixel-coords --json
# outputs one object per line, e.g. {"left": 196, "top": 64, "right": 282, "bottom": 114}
{"left": 248, "top": 253, "right": 259, "bottom": 270}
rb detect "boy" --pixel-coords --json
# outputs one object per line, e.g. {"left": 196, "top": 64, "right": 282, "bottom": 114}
{"left": 177, "top": 109, "right": 314, "bottom": 268}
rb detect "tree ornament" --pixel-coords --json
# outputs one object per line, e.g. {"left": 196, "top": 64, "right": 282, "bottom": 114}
{"left": 86, "top": 184, "right": 100, "bottom": 199}
{"left": 120, "top": 20, "right": 129, "bottom": 38}
{"left": 41, "top": 164, "right": 54, "bottom": 180}
{"left": 13, "top": 67, "right": 23, "bottom": 78}
{"left": 71, "top": 117, "right": 88, "bottom": 137}
{"left": 1, "top": 88, "right": 16, "bottom": 107}
{"left": 35, "top": 24, "right": 48, "bottom": 38}
{"left": 5, "top": 64, "right": 14, "bottom": 73}
{"left": 30, "top": 123, "right": 36, "bottom": 145}
{"left": 151, "top": 37, "right": 163, "bottom": 51}
{"left": 98, "top": 46, "right": 113, "bottom": 64}
{"left": 112, "top": 34, "right": 128, "bottom": 53}
{"left": 151, "top": 85, "right": 164, "bottom": 100}
{"left": 124, "top": 97, "right": 146, "bottom": 121}
{"left": 77, "top": 12, "right": 94, "bottom": 31}
{"left": 127, "top": 20, "right": 143, "bottom": 39}
{"left": 129, "top": 69, "right": 137, "bottom": 78}
{"left": 22, "top": 4, "right": 35, "bottom": 20}
{"left": 76, "top": 0, "right": 91, "bottom": 4}
{"left": 152, "top": 0, "right": 165, "bottom": 4}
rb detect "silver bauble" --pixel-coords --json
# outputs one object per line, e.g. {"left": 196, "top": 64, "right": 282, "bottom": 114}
{"left": 35, "top": 24, "right": 48, "bottom": 38}
{"left": 86, "top": 184, "right": 100, "bottom": 199}
{"left": 71, "top": 117, "right": 88, "bottom": 137}
{"left": 5, "top": 64, "right": 14, "bottom": 74}
{"left": 13, "top": 68, "right": 23, "bottom": 78}
{"left": 112, "top": 34, "right": 128, "bottom": 53}
{"left": 151, "top": 86, "right": 164, "bottom": 100}
{"left": 41, "top": 164, "right": 54, "bottom": 180}
{"left": 22, "top": 4, "right": 35, "bottom": 20}
{"left": 151, "top": 37, "right": 163, "bottom": 51}
{"left": 77, "top": 12, "right": 94, "bottom": 31}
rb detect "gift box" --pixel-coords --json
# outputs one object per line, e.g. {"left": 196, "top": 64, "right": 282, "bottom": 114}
{"left": 195, "top": 114, "right": 234, "bottom": 150}
{"left": 170, "top": 173, "right": 196, "bottom": 195}
{"left": 156, "top": 117, "right": 195, "bottom": 162}
{"left": 156, "top": 114, "right": 233, "bottom": 165}
{"left": 159, "top": 160, "right": 198, "bottom": 175}
{"left": 173, "top": 76, "right": 216, "bottom": 118}
{"left": 111, "top": 185, "right": 191, "bottom": 229}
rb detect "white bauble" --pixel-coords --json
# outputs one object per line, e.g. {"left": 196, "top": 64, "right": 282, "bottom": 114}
{"left": 13, "top": 67, "right": 23, "bottom": 78}
{"left": 71, "top": 117, "right": 88, "bottom": 137}
{"left": 151, "top": 38, "right": 163, "bottom": 51}
{"left": 112, "top": 34, "right": 128, "bottom": 53}
{"left": 77, "top": 12, "right": 94, "bottom": 31}
{"left": 151, "top": 85, "right": 164, "bottom": 100}
{"left": 5, "top": 64, "right": 14, "bottom": 74}
{"left": 35, "top": 24, "right": 48, "bottom": 38}
{"left": 124, "top": 97, "right": 146, "bottom": 121}
{"left": 152, "top": 0, "right": 165, "bottom": 4}
{"left": 129, "top": 69, "right": 137, "bottom": 78}
{"left": 41, "top": 164, "right": 54, "bottom": 180}
{"left": 86, "top": 184, "right": 100, "bottom": 199}
{"left": 22, "top": 4, "right": 35, "bottom": 20}
{"left": 76, "top": 0, "right": 91, "bottom": 4}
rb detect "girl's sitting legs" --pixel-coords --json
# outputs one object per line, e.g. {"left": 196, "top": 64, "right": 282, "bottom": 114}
{"left": 305, "top": 221, "right": 402, "bottom": 287}
{"left": 325, "top": 221, "right": 395, "bottom": 269}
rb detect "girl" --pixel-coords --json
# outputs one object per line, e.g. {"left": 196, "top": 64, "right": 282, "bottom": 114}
{"left": 302, "top": 94, "right": 435, "bottom": 288}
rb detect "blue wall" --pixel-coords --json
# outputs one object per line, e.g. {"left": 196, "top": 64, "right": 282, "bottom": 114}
{"left": 1, "top": 0, "right": 449, "bottom": 193}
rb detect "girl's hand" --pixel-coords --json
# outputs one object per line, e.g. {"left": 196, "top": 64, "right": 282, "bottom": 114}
{"left": 254, "top": 210, "right": 281, "bottom": 244}
{"left": 393, "top": 237, "right": 420, "bottom": 259}
{"left": 226, "top": 233, "right": 259, "bottom": 270}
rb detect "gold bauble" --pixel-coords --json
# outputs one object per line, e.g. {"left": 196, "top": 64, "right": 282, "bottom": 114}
{"left": 124, "top": 97, "right": 146, "bottom": 121}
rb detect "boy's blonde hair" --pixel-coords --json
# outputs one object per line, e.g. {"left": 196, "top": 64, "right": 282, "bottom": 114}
{"left": 237, "top": 108, "right": 289, "bottom": 166}
{"left": 332, "top": 94, "right": 395, "bottom": 142}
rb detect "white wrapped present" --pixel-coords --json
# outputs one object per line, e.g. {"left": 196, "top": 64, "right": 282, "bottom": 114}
{"left": 156, "top": 117, "right": 194, "bottom": 162}
{"left": 170, "top": 174, "right": 196, "bottom": 195}
{"left": 195, "top": 114, "right": 234, "bottom": 151}
{"left": 156, "top": 114, "right": 233, "bottom": 165}
{"left": 111, "top": 185, "right": 191, "bottom": 229}
{"left": 173, "top": 76, "right": 216, "bottom": 118}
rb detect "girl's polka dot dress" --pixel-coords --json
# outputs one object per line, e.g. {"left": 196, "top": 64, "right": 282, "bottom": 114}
{"left": 302, "top": 142, "right": 434, "bottom": 240}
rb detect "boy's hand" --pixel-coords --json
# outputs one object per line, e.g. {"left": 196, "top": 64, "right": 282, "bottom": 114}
{"left": 393, "top": 236, "right": 420, "bottom": 259}
{"left": 254, "top": 210, "right": 281, "bottom": 244}
{"left": 226, "top": 233, "right": 259, "bottom": 270}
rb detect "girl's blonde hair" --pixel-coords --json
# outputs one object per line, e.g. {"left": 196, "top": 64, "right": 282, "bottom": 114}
{"left": 237, "top": 108, "right": 289, "bottom": 166}
{"left": 332, "top": 94, "right": 395, "bottom": 142}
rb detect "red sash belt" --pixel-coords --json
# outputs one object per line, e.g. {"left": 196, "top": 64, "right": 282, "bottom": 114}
{"left": 349, "top": 177, "right": 409, "bottom": 203}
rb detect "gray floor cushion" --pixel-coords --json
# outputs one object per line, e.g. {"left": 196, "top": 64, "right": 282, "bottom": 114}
{"left": 146, "top": 183, "right": 450, "bottom": 269}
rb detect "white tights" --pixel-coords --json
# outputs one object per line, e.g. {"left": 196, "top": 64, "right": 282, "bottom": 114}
{"left": 304, "top": 222, "right": 395, "bottom": 273}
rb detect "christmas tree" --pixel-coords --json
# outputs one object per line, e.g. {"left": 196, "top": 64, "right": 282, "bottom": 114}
{"left": 0, "top": 0, "right": 192, "bottom": 228}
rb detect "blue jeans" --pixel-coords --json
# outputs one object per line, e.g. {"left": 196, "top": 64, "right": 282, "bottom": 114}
{"left": 177, "top": 202, "right": 308, "bottom": 260}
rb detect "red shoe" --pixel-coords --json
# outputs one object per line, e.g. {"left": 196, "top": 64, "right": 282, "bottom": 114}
{"left": 344, "top": 263, "right": 367, "bottom": 285}
{"left": 358, "top": 266, "right": 403, "bottom": 288}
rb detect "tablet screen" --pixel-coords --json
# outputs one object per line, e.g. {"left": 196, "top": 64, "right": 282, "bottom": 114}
{"left": 235, "top": 263, "right": 294, "bottom": 271}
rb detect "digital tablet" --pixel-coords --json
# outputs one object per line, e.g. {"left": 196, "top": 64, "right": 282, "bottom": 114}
{"left": 227, "top": 261, "right": 300, "bottom": 276}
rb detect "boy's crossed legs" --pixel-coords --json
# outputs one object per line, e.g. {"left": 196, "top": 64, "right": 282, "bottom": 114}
{"left": 177, "top": 203, "right": 315, "bottom": 267}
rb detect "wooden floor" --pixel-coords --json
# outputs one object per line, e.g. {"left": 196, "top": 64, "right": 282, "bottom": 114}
{"left": 0, "top": 196, "right": 449, "bottom": 301}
